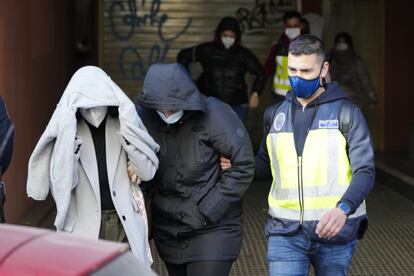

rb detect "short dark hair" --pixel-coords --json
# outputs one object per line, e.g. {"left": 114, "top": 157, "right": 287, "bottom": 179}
{"left": 289, "top": 34, "right": 326, "bottom": 62}
{"left": 283, "top": 10, "right": 301, "bottom": 24}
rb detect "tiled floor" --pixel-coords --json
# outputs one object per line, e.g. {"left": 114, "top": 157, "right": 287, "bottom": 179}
{"left": 23, "top": 175, "right": 414, "bottom": 275}
{"left": 151, "top": 180, "right": 414, "bottom": 276}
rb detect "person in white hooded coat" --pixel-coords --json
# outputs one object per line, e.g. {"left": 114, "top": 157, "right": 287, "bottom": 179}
{"left": 27, "top": 66, "right": 159, "bottom": 267}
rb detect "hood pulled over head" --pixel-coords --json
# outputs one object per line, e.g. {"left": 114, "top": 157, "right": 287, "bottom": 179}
{"left": 215, "top": 16, "right": 241, "bottom": 44}
{"left": 137, "top": 63, "right": 206, "bottom": 112}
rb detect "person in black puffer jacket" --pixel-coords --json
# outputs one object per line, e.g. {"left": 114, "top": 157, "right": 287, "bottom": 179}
{"left": 130, "top": 63, "right": 255, "bottom": 276}
{"left": 177, "top": 16, "right": 265, "bottom": 123}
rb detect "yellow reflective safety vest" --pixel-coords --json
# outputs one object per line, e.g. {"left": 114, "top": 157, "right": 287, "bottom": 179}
{"left": 266, "top": 101, "right": 367, "bottom": 225}
{"left": 273, "top": 55, "right": 291, "bottom": 96}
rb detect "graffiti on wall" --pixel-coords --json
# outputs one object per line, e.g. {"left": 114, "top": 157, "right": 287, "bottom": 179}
{"left": 235, "top": 0, "right": 295, "bottom": 33}
{"left": 109, "top": 0, "right": 192, "bottom": 80}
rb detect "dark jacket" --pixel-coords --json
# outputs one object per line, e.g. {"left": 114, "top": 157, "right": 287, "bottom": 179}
{"left": 263, "top": 34, "right": 290, "bottom": 77}
{"left": 0, "top": 96, "right": 13, "bottom": 223}
{"left": 177, "top": 17, "right": 265, "bottom": 106}
{"left": 136, "top": 63, "right": 255, "bottom": 264}
{"left": 329, "top": 49, "right": 378, "bottom": 109}
{"left": 256, "top": 83, "right": 375, "bottom": 242}
{"left": 0, "top": 97, "right": 13, "bottom": 177}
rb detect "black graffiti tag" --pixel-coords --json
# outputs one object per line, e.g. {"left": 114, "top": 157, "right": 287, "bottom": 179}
{"left": 236, "top": 0, "right": 294, "bottom": 33}
{"left": 108, "top": 0, "right": 192, "bottom": 80}
{"left": 109, "top": 0, "right": 192, "bottom": 42}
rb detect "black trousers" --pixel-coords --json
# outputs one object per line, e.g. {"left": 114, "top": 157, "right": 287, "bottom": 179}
{"left": 165, "top": 261, "right": 233, "bottom": 276}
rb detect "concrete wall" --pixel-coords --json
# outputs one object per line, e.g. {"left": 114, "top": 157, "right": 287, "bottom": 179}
{"left": 321, "top": 0, "right": 414, "bottom": 153}
{"left": 0, "top": 0, "right": 76, "bottom": 223}
{"left": 384, "top": 1, "right": 414, "bottom": 152}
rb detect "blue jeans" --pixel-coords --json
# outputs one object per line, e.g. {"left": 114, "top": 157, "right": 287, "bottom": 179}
{"left": 268, "top": 231, "right": 357, "bottom": 276}
{"left": 231, "top": 104, "right": 248, "bottom": 124}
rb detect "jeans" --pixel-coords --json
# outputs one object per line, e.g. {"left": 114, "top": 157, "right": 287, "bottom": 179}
{"left": 231, "top": 104, "right": 248, "bottom": 124}
{"left": 268, "top": 231, "right": 357, "bottom": 276}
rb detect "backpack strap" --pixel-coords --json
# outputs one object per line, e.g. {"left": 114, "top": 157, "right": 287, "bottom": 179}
{"left": 264, "top": 101, "right": 283, "bottom": 135}
{"left": 339, "top": 99, "right": 354, "bottom": 150}
{"left": 264, "top": 99, "right": 353, "bottom": 142}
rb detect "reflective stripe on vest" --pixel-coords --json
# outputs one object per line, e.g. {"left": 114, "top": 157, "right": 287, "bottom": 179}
{"left": 273, "top": 55, "right": 291, "bottom": 96}
{"left": 266, "top": 128, "right": 366, "bottom": 222}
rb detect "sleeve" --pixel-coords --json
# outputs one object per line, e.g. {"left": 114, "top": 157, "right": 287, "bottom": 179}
{"left": 356, "top": 58, "right": 378, "bottom": 104}
{"left": 264, "top": 44, "right": 277, "bottom": 76}
{"left": 120, "top": 105, "right": 159, "bottom": 182}
{"left": 339, "top": 106, "right": 376, "bottom": 214}
{"left": 27, "top": 107, "right": 72, "bottom": 201}
{"left": 198, "top": 101, "right": 255, "bottom": 223}
{"left": 0, "top": 97, "right": 14, "bottom": 176}
{"left": 72, "top": 134, "right": 83, "bottom": 189}
{"left": 177, "top": 46, "right": 197, "bottom": 72}
{"left": 244, "top": 49, "right": 266, "bottom": 96}
{"left": 255, "top": 105, "right": 274, "bottom": 180}
{"left": 121, "top": 136, "right": 159, "bottom": 182}
{"left": 133, "top": 104, "right": 159, "bottom": 189}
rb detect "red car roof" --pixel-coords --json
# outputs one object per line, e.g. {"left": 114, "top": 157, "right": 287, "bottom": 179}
{"left": 0, "top": 224, "right": 128, "bottom": 275}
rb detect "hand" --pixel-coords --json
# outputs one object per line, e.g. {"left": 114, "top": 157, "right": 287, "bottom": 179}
{"left": 249, "top": 93, "right": 259, "bottom": 108}
{"left": 315, "top": 208, "right": 347, "bottom": 239}
{"left": 220, "top": 154, "right": 232, "bottom": 171}
{"left": 127, "top": 161, "right": 141, "bottom": 185}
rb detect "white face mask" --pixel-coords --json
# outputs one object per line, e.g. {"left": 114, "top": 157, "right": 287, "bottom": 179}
{"left": 221, "top": 37, "right": 235, "bottom": 49}
{"left": 285, "top": 28, "right": 301, "bottom": 40}
{"left": 156, "top": 110, "right": 184, "bottom": 125}
{"left": 336, "top": 42, "right": 349, "bottom": 51}
{"left": 79, "top": 106, "right": 108, "bottom": 128}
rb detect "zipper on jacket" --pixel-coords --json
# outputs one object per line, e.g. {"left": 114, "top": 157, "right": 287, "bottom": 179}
{"left": 298, "top": 156, "right": 304, "bottom": 224}
{"left": 298, "top": 119, "right": 316, "bottom": 225}
{"left": 292, "top": 99, "right": 319, "bottom": 225}
{"left": 291, "top": 103, "right": 304, "bottom": 225}
{"left": 221, "top": 55, "right": 226, "bottom": 98}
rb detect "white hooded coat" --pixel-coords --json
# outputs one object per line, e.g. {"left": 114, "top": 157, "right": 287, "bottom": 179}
{"left": 27, "top": 66, "right": 159, "bottom": 266}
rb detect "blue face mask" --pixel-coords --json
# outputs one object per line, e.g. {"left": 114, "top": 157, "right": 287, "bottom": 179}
{"left": 288, "top": 66, "right": 324, "bottom": 98}
{"left": 288, "top": 75, "right": 321, "bottom": 98}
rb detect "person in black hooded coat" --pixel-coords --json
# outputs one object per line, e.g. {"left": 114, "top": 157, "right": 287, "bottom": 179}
{"left": 0, "top": 96, "right": 14, "bottom": 223}
{"left": 131, "top": 63, "right": 255, "bottom": 276}
{"left": 177, "top": 16, "right": 265, "bottom": 123}
{"left": 329, "top": 32, "right": 378, "bottom": 110}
